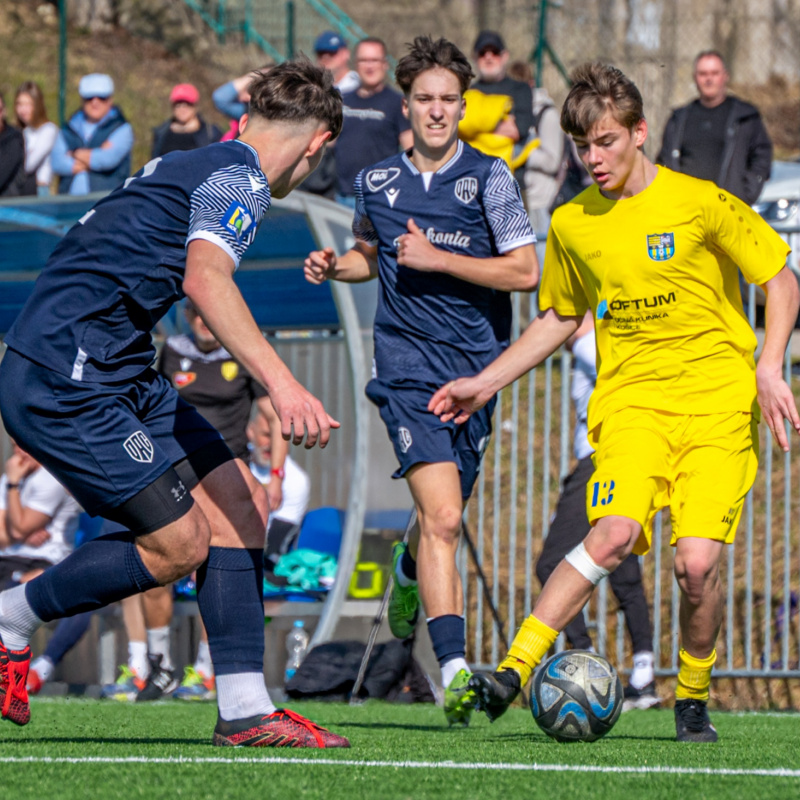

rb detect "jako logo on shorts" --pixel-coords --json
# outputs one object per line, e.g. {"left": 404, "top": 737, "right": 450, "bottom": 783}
{"left": 123, "top": 431, "right": 155, "bottom": 463}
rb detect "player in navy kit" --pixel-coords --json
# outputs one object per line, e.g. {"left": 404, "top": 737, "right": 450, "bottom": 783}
{"left": 0, "top": 61, "right": 350, "bottom": 747}
{"left": 305, "top": 36, "right": 538, "bottom": 725}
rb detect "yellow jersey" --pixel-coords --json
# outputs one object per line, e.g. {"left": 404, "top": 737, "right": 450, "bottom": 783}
{"left": 539, "top": 167, "right": 790, "bottom": 431}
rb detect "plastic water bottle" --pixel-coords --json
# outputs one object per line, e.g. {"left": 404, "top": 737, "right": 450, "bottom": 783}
{"left": 284, "top": 620, "right": 309, "bottom": 684}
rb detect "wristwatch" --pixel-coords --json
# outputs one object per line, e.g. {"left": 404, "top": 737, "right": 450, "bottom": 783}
{"left": 5, "top": 483, "right": 19, "bottom": 490}
{"left": 270, "top": 467, "right": 285, "bottom": 480}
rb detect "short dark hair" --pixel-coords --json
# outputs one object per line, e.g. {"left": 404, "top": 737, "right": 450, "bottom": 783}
{"left": 561, "top": 62, "right": 644, "bottom": 137}
{"left": 395, "top": 36, "right": 474, "bottom": 95}
{"left": 694, "top": 50, "right": 728, "bottom": 71}
{"left": 355, "top": 37, "right": 387, "bottom": 58}
{"left": 247, "top": 58, "right": 343, "bottom": 139}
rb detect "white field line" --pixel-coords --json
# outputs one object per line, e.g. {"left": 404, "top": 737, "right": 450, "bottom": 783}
{"left": 0, "top": 756, "right": 799, "bottom": 778}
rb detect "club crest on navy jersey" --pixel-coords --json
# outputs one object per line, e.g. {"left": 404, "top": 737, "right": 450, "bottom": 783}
{"left": 647, "top": 232, "right": 675, "bottom": 261}
{"left": 454, "top": 176, "right": 478, "bottom": 205}
{"left": 366, "top": 167, "right": 401, "bottom": 192}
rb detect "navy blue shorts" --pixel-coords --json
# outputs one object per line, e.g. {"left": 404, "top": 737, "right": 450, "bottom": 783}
{"left": 0, "top": 349, "right": 226, "bottom": 516}
{"left": 366, "top": 379, "right": 494, "bottom": 500}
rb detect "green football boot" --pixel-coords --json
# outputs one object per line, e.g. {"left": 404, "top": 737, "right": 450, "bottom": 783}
{"left": 387, "top": 542, "right": 419, "bottom": 639}
{"left": 444, "top": 668, "right": 476, "bottom": 727}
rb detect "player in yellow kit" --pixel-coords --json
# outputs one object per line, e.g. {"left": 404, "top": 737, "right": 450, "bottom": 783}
{"left": 429, "top": 62, "right": 800, "bottom": 742}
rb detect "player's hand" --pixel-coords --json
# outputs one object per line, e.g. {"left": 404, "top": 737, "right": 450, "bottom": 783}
{"left": 25, "top": 529, "right": 51, "bottom": 548}
{"left": 268, "top": 376, "right": 340, "bottom": 449}
{"left": 5, "top": 452, "right": 37, "bottom": 484}
{"left": 396, "top": 219, "right": 441, "bottom": 272}
{"left": 304, "top": 247, "right": 337, "bottom": 284}
{"left": 266, "top": 478, "right": 283, "bottom": 514}
{"left": 756, "top": 363, "right": 800, "bottom": 452}
{"left": 428, "top": 375, "right": 493, "bottom": 424}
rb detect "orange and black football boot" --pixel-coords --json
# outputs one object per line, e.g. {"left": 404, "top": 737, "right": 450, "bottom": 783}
{"left": 213, "top": 708, "right": 350, "bottom": 748}
{"left": 0, "top": 639, "right": 32, "bottom": 726}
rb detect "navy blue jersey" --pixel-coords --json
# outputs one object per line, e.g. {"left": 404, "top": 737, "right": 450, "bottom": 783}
{"left": 353, "top": 141, "right": 535, "bottom": 384}
{"left": 6, "top": 141, "right": 271, "bottom": 384}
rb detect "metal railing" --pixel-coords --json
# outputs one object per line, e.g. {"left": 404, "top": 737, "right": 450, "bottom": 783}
{"left": 180, "top": 0, "right": 381, "bottom": 65}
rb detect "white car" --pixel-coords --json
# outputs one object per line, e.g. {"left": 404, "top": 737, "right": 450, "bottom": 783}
{"left": 753, "top": 160, "right": 800, "bottom": 232}
{"left": 751, "top": 161, "right": 800, "bottom": 314}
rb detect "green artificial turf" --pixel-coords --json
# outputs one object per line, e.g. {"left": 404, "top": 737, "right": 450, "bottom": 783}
{"left": 1, "top": 699, "right": 798, "bottom": 800}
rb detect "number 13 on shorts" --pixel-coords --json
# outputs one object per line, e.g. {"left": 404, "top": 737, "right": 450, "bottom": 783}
{"left": 591, "top": 480, "right": 615, "bottom": 508}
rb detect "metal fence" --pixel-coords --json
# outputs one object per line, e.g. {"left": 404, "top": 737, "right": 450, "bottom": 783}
{"left": 462, "top": 226, "right": 800, "bottom": 692}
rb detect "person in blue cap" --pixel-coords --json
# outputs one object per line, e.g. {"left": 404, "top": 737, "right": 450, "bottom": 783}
{"left": 50, "top": 73, "right": 133, "bottom": 195}
{"left": 314, "top": 31, "right": 359, "bottom": 94}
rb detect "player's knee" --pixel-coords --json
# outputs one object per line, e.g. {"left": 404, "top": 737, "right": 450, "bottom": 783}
{"left": 674, "top": 553, "right": 718, "bottom": 605}
{"left": 589, "top": 518, "right": 638, "bottom": 570}
{"left": 420, "top": 504, "right": 463, "bottom": 547}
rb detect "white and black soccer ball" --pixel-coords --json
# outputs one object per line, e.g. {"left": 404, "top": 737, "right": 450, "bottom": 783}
{"left": 531, "top": 650, "right": 623, "bottom": 742}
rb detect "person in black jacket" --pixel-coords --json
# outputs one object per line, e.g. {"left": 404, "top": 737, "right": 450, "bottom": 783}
{"left": 0, "top": 91, "right": 31, "bottom": 197}
{"left": 656, "top": 50, "right": 772, "bottom": 205}
{"left": 151, "top": 84, "right": 222, "bottom": 158}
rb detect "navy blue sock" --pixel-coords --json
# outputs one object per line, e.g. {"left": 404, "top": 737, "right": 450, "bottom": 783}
{"left": 25, "top": 533, "right": 159, "bottom": 622}
{"left": 43, "top": 613, "right": 93, "bottom": 665}
{"left": 428, "top": 614, "right": 466, "bottom": 667}
{"left": 196, "top": 547, "right": 264, "bottom": 675}
{"left": 400, "top": 546, "right": 417, "bottom": 581}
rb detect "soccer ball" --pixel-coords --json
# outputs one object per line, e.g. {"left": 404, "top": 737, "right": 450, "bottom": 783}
{"left": 530, "top": 650, "right": 623, "bottom": 742}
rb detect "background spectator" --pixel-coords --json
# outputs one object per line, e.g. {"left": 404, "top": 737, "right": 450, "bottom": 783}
{"left": 151, "top": 83, "right": 221, "bottom": 158}
{"left": 51, "top": 73, "right": 133, "bottom": 195}
{"left": 249, "top": 404, "right": 310, "bottom": 580}
{"left": 656, "top": 50, "right": 772, "bottom": 205}
{"left": 314, "top": 31, "right": 359, "bottom": 94}
{"left": 334, "top": 37, "right": 412, "bottom": 207}
{"left": 0, "top": 90, "right": 30, "bottom": 197}
{"left": 465, "top": 30, "right": 533, "bottom": 177}
{"left": 297, "top": 32, "right": 361, "bottom": 200}
{"left": 211, "top": 65, "right": 271, "bottom": 127}
{"left": 0, "top": 443, "right": 81, "bottom": 591}
{"left": 14, "top": 81, "right": 58, "bottom": 196}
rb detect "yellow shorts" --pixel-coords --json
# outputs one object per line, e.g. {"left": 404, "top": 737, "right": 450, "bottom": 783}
{"left": 586, "top": 408, "right": 759, "bottom": 556}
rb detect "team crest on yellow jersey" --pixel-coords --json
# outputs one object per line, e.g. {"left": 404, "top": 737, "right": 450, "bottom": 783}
{"left": 647, "top": 232, "right": 675, "bottom": 261}
{"left": 221, "top": 361, "right": 239, "bottom": 381}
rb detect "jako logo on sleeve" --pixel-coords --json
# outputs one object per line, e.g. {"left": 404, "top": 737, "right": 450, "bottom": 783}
{"left": 221, "top": 202, "right": 254, "bottom": 241}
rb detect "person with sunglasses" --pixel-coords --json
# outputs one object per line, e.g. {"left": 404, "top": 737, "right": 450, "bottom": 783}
{"left": 50, "top": 73, "right": 133, "bottom": 195}
{"left": 470, "top": 31, "right": 533, "bottom": 164}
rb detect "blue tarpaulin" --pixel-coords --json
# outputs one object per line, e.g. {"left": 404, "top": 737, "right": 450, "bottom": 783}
{"left": 0, "top": 194, "right": 340, "bottom": 335}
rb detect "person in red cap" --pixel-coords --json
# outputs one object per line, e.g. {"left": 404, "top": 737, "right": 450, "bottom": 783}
{"left": 151, "top": 83, "right": 222, "bottom": 158}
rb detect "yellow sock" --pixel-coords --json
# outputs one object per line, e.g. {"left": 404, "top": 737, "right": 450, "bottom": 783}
{"left": 498, "top": 615, "right": 558, "bottom": 686}
{"left": 675, "top": 647, "right": 716, "bottom": 701}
